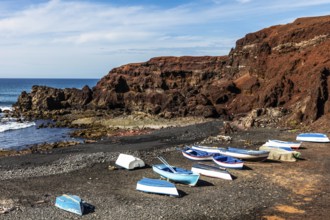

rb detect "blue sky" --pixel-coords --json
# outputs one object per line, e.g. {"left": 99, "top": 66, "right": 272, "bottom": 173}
{"left": 0, "top": 0, "right": 329, "bottom": 78}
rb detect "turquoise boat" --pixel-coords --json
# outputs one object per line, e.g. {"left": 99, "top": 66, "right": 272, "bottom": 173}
{"left": 152, "top": 164, "right": 200, "bottom": 186}
{"left": 55, "top": 194, "right": 84, "bottom": 215}
{"left": 136, "top": 178, "right": 179, "bottom": 196}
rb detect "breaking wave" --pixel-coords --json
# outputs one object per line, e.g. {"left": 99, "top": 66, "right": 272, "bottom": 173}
{"left": 0, "top": 106, "right": 13, "bottom": 111}
{"left": 0, "top": 118, "right": 36, "bottom": 133}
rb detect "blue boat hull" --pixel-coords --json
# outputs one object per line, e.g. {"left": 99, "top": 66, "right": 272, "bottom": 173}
{"left": 212, "top": 154, "right": 244, "bottom": 169}
{"left": 55, "top": 194, "right": 84, "bottom": 215}
{"left": 296, "top": 133, "right": 330, "bottom": 142}
{"left": 152, "top": 164, "right": 200, "bottom": 186}
{"left": 136, "top": 178, "right": 179, "bottom": 196}
{"left": 182, "top": 147, "right": 214, "bottom": 161}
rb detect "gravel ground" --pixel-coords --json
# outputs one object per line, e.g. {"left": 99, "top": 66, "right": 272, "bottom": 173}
{"left": 0, "top": 120, "right": 329, "bottom": 219}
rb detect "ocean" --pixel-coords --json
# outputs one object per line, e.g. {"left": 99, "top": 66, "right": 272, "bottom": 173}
{"left": 0, "top": 78, "right": 99, "bottom": 150}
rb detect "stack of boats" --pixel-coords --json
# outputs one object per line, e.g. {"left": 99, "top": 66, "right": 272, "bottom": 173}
{"left": 135, "top": 146, "right": 274, "bottom": 197}
{"left": 132, "top": 133, "right": 330, "bottom": 198}
{"left": 181, "top": 146, "right": 269, "bottom": 180}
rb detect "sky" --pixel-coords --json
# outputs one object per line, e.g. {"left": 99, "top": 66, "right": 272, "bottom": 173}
{"left": 0, "top": 0, "right": 329, "bottom": 78}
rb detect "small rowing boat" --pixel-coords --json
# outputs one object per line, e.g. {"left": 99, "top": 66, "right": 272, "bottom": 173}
{"left": 218, "top": 147, "right": 269, "bottom": 160}
{"left": 264, "top": 140, "right": 301, "bottom": 149}
{"left": 152, "top": 156, "right": 200, "bottom": 186}
{"left": 296, "top": 133, "right": 330, "bottom": 143}
{"left": 152, "top": 164, "right": 200, "bottom": 186}
{"left": 191, "top": 145, "right": 221, "bottom": 153}
{"left": 212, "top": 154, "right": 244, "bottom": 169}
{"left": 191, "top": 163, "right": 232, "bottom": 180}
{"left": 136, "top": 178, "right": 179, "bottom": 197}
{"left": 181, "top": 147, "right": 214, "bottom": 161}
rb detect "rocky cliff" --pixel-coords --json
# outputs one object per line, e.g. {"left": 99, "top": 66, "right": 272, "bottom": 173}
{"left": 15, "top": 15, "right": 330, "bottom": 128}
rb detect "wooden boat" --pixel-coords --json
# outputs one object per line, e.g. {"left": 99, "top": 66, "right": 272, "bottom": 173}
{"left": 55, "top": 194, "right": 84, "bottom": 215}
{"left": 218, "top": 147, "right": 269, "bottom": 160}
{"left": 136, "top": 178, "right": 179, "bottom": 196}
{"left": 296, "top": 133, "right": 330, "bottom": 143}
{"left": 191, "top": 163, "right": 232, "bottom": 180}
{"left": 264, "top": 140, "right": 301, "bottom": 149}
{"left": 212, "top": 154, "right": 244, "bottom": 169}
{"left": 152, "top": 164, "right": 200, "bottom": 186}
{"left": 181, "top": 147, "right": 214, "bottom": 161}
{"left": 191, "top": 145, "right": 222, "bottom": 153}
{"left": 115, "top": 153, "right": 145, "bottom": 170}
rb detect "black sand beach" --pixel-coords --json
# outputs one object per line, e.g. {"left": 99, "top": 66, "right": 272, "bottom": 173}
{"left": 0, "top": 120, "right": 329, "bottom": 219}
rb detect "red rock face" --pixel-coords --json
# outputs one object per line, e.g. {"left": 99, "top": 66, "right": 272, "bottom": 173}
{"left": 91, "top": 56, "right": 232, "bottom": 117}
{"left": 16, "top": 15, "right": 330, "bottom": 126}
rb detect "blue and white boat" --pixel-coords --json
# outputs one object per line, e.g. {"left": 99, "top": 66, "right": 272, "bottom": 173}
{"left": 191, "top": 163, "right": 232, "bottom": 180}
{"left": 182, "top": 147, "right": 214, "bottom": 161}
{"left": 55, "top": 194, "right": 84, "bottom": 215}
{"left": 212, "top": 154, "right": 244, "bottom": 169}
{"left": 152, "top": 164, "right": 200, "bottom": 186}
{"left": 264, "top": 140, "right": 301, "bottom": 149}
{"left": 218, "top": 147, "right": 269, "bottom": 160}
{"left": 191, "top": 145, "right": 221, "bottom": 154}
{"left": 136, "top": 178, "right": 179, "bottom": 196}
{"left": 296, "top": 133, "right": 330, "bottom": 143}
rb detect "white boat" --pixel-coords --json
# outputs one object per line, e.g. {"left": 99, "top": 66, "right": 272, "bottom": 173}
{"left": 181, "top": 147, "right": 214, "bottom": 161}
{"left": 218, "top": 147, "right": 269, "bottom": 160}
{"left": 192, "top": 145, "right": 269, "bottom": 160}
{"left": 264, "top": 140, "right": 301, "bottom": 149}
{"left": 115, "top": 154, "right": 145, "bottom": 170}
{"left": 191, "top": 163, "right": 232, "bottom": 180}
{"left": 212, "top": 154, "right": 244, "bottom": 169}
{"left": 136, "top": 178, "right": 179, "bottom": 197}
{"left": 296, "top": 133, "right": 330, "bottom": 143}
{"left": 191, "top": 145, "right": 222, "bottom": 153}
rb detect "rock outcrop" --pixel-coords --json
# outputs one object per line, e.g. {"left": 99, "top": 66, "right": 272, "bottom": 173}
{"left": 15, "top": 15, "right": 330, "bottom": 128}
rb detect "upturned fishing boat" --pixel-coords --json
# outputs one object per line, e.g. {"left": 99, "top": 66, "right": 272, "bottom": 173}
{"left": 55, "top": 194, "right": 84, "bottom": 215}
{"left": 264, "top": 140, "right": 301, "bottom": 149}
{"left": 136, "top": 178, "right": 179, "bottom": 196}
{"left": 191, "top": 163, "right": 232, "bottom": 180}
{"left": 115, "top": 153, "right": 145, "bottom": 170}
{"left": 191, "top": 145, "right": 221, "bottom": 153}
{"left": 296, "top": 133, "right": 330, "bottom": 143}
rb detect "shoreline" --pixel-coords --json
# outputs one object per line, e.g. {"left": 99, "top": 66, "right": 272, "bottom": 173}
{"left": 0, "top": 121, "right": 329, "bottom": 219}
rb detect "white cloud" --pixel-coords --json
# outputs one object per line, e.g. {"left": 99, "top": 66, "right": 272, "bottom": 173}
{"left": 0, "top": 0, "right": 330, "bottom": 78}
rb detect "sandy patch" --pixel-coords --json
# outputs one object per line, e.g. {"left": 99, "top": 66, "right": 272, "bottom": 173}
{"left": 259, "top": 168, "right": 321, "bottom": 196}
{"left": 275, "top": 205, "right": 305, "bottom": 214}
{"left": 262, "top": 216, "right": 285, "bottom": 220}
{"left": 303, "top": 197, "right": 313, "bottom": 202}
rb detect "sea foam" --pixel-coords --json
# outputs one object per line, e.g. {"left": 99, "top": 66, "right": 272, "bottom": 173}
{"left": 0, "top": 106, "right": 13, "bottom": 111}
{"left": 0, "top": 118, "right": 36, "bottom": 133}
